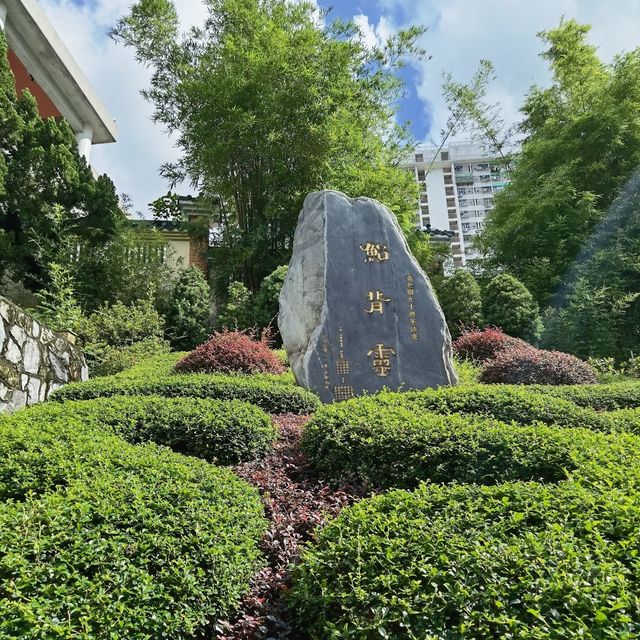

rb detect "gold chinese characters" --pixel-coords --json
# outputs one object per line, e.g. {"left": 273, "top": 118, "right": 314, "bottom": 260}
{"left": 407, "top": 274, "right": 418, "bottom": 341}
{"left": 365, "top": 290, "right": 391, "bottom": 315}
{"left": 359, "top": 242, "right": 390, "bottom": 263}
{"left": 367, "top": 343, "right": 396, "bottom": 377}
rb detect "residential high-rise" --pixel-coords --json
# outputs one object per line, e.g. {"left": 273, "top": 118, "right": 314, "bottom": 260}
{"left": 403, "top": 142, "right": 509, "bottom": 268}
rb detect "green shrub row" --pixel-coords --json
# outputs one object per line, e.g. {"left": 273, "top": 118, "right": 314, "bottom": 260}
{"left": 302, "top": 401, "right": 577, "bottom": 489}
{"left": 302, "top": 391, "right": 632, "bottom": 488}
{"left": 404, "top": 385, "right": 611, "bottom": 431}
{"left": 51, "top": 369, "right": 320, "bottom": 414}
{"left": 290, "top": 476, "right": 640, "bottom": 639}
{"left": 0, "top": 413, "right": 266, "bottom": 638}
{"left": 20, "top": 395, "right": 277, "bottom": 465}
{"left": 535, "top": 381, "right": 640, "bottom": 411}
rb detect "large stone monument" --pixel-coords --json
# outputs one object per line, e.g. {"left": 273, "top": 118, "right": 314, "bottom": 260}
{"left": 279, "top": 190, "right": 457, "bottom": 403}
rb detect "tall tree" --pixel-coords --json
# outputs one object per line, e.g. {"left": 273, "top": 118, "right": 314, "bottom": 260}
{"left": 437, "top": 269, "right": 483, "bottom": 338}
{"left": 478, "top": 19, "right": 640, "bottom": 305}
{"left": 0, "top": 31, "right": 123, "bottom": 294}
{"left": 111, "top": 0, "right": 425, "bottom": 292}
{"left": 541, "top": 171, "right": 640, "bottom": 360}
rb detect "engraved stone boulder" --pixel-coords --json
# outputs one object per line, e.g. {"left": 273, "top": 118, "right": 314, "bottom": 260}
{"left": 278, "top": 190, "right": 457, "bottom": 403}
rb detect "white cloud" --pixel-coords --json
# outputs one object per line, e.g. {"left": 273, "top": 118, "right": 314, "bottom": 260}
{"left": 38, "top": 0, "right": 207, "bottom": 216}
{"left": 379, "top": 0, "right": 640, "bottom": 144}
{"left": 33, "top": 0, "right": 640, "bottom": 214}
{"left": 353, "top": 13, "right": 395, "bottom": 49}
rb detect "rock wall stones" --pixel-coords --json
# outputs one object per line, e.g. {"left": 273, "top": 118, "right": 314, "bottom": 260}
{"left": 279, "top": 190, "right": 457, "bottom": 403}
{"left": 0, "top": 295, "right": 88, "bottom": 413}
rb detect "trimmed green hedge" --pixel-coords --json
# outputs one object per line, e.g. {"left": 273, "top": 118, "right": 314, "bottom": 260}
{"left": 535, "top": 382, "right": 640, "bottom": 411}
{"left": 403, "top": 385, "right": 610, "bottom": 431}
{"left": 302, "top": 399, "right": 602, "bottom": 489}
{"left": 290, "top": 475, "right": 640, "bottom": 639}
{"left": 293, "top": 383, "right": 640, "bottom": 637}
{"left": 50, "top": 370, "right": 319, "bottom": 414}
{"left": 607, "top": 408, "right": 640, "bottom": 435}
{"left": 0, "top": 413, "right": 266, "bottom": 638}
{"left": 20, "top": 395, "right": 277, "bottom": 464}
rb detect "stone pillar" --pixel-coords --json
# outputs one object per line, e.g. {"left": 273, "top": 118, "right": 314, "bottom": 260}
{"left": 76, "top": 123, "right": 93, "bottom": 163}
{"left": 0, "top": 2, "right": 7, "bottom": 32}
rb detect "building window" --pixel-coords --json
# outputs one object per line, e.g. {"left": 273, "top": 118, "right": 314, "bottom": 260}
{"left": 441, "top": 151, "right": 449, "bottom": 161}
{"left": 415, "top": 153, "right": 424, "bottom": 163}
{"left": 417, "top": 169, "right": 425, "bottom": 181}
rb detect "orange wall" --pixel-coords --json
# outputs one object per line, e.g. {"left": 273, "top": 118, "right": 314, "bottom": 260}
{"left": 8, "top": 48, "right": 62, "bottom": 119}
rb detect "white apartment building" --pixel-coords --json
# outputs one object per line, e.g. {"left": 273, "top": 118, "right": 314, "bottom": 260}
{"left": 404, "top": 142, "right": 509, "bottom": 268}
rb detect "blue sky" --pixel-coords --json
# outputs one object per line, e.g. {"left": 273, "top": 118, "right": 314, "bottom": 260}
{"left": 318, "top": 1, "right": 430, "bottom": 139}
{"left": 37, "top": 0, "right": 640, "bottom": 214}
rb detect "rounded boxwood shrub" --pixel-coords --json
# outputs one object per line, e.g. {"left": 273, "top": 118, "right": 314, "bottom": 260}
{"left": 290, "top": 474, "right": 640, "bottom": 639}
{"left": 50, "top": 371, "right": 320, "bottom": 414}
{"left": 303, "top": 400, "right": 581, "bottom": 489}
{"left": 453, "top": 326, "right": 531, "bottom": 362}
{"left": 481, "top": 346, "right": 598, "bottom": 385}
{"left": 175, "top": 329, "right": 285, "bottom": 375}
{"left": 483, "top": 273, "right": 542, "bottom": 341}
{"left": 22, "top": 395, "right": 276, "bottom": 464}
{"left": 0, "top": 414, "right": 266, "bottom": 638}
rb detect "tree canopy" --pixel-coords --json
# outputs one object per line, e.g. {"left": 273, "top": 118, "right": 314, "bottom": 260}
{"left": 111, "top": 0, "right": 425, "bottom": 292}
{"left": 0, "top": 31, "right": 122, "bottom": 295}
{"left": 478, "top": 19, "right": 640, "bottom": 305}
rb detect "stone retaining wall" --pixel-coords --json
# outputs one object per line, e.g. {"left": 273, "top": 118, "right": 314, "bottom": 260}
{"left": 0, "top": 295, "right": 88, "bottom": 413}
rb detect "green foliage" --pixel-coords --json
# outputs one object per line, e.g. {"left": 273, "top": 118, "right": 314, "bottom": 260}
{"left": 437, "top": 269, "right": 483, "bottom": 338}
{"left": 290, "top": 465, "right": 640, "bottom": 638}
{"left": 479, "top": 20, "right": 640, "bottom": 305}
{"left": 0, "top": 410, "right": 265, "bottom": 637}
{"left": 302, "top": 386, "right": 610, "bottom": 487}
{"left": 76, "top": 298, "right": 167, "bottom": 374}
{"left": 537, "top": 381, "right": 640, "bottom": 411}
{"left": 0, "top": 32, "right": 122, "bottom": 294}
{"left": 254, "top": 264, "right": 288, "bottom": 330}
{"left": 90, "top": 337, "right": 171, "bottom": 377}
{"left": 50, "top": 354, "right": 320, "bottom": 414}
{"left": 483, "top": 273, "right": 542, "bottom": 341}
{"left": 73, "top": 224, "right": 178, "bottom": 313}
{"left": 303, "top": 401, "right": 577, "bottom": 489}
{"left": 165, "top": 266, "right": 211, "bottom": 349}
{"left": 111, "top": 0, "right": 425, "bottom": 291}
{"left": 440, "top": 59, "right": 514, "bottom": 164}
{"left": 453, "top": 357, "right": 481, "bottom": 385}
{"left": 79, "top": 298, "right": 165, "bottom": 348}
{"left": 606, "top": 408, "right": 640, "bottom": 436}
{"left": 22, "top": 395, "right": 276, "bottom": 464}
{"left": 541, "top": 175, "right": 640, "bottom": 360}
{"left": 404, "top": 385, "right": 610, "bottom": 431}
{"left": 217, "top": 280, "right": 255, "bottom": 330}
{"left": 32, "top": 261, "right": 83, "bottom": 332}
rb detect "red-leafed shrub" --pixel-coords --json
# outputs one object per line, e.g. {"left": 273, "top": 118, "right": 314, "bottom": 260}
{"left": 175, "top": 330, "right": 286, "bottom": 375}
{"left": 453, "top": 327, "right": 532, "bottom": 363}
{"left": 481, "top": 347, "right": 598, "bottom": 385}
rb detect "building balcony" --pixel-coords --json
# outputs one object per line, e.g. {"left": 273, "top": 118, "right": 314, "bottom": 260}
{"left": 455, "top": 172, "right": 474, "bottom": 185}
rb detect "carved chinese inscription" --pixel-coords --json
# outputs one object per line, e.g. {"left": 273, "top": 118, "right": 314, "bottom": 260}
{"left": 359, "top": 242, "right": 390, "bottom": 263}
{"left": 407, "top": 275, "right": 418, "bottom": 341}
{"left": 367, "top": 343, "right": 396, "bottom": 377}
{"left": 365, "top": 290, "right": 391, "bottom": 315}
